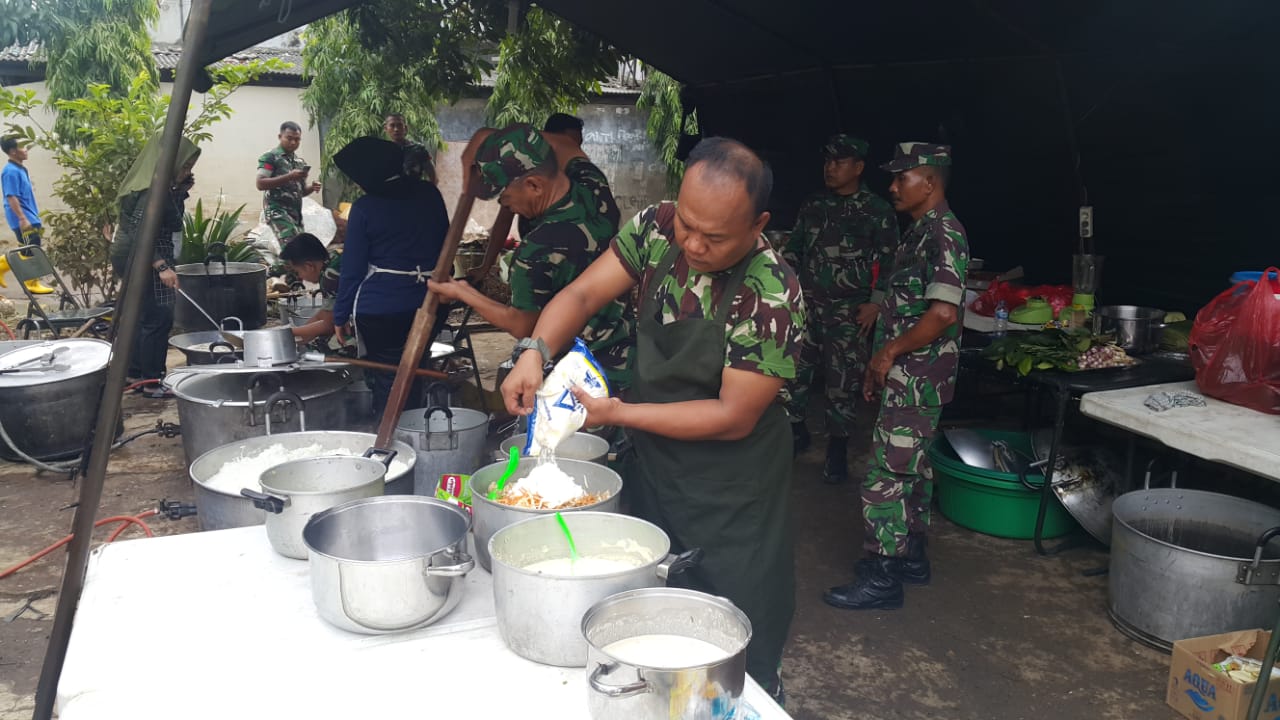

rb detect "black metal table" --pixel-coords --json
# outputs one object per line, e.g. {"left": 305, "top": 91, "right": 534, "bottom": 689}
{"left": 957, "top": 346, "right": 1196, "bottom": 554}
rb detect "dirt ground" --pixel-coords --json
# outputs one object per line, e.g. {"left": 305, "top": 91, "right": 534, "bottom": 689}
{"left": 0, "top": 327, "right": 1185, "bottom": 719}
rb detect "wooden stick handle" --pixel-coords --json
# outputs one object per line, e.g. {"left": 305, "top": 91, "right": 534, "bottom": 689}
{"left": 324, "top": 355, "right": 447, "bottom": 380}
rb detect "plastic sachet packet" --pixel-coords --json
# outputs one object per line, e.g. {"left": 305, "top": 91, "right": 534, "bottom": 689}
{"left": 525, "top": 338, "right": 609, "bottom": 457}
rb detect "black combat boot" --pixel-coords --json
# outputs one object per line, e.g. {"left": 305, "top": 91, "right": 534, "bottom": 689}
{"left": 852, "top": 536, "right": 931, "bottom": 585}
{"left": 822, "top": 436, "right": 848, "bottom": 484}
{"left": 899, "top": 533, "right": 932, "bottom": 586}
{"left": 791, "top": 421, "right": 810, "bottom": 456}
{"left": 823, "top": 556, "right": 904, "bottom": 610}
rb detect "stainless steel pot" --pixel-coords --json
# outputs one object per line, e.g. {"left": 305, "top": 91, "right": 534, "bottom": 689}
{"left": 302, "top": 495, "right": 474, "bottom": 634}
{"left": 167, "top": 368, "right": 351, "bottom": 462}
{"left": 169, "top": 330, "right": 242, "bottom": 365}
{"left": 0, "top": 339, "right": 115, "bottom": 461}
{"left": 174, "top": 257, "right": 267, "bottom": 331}
{"left": 489, "top": 512, "right": 701, "bottom": 667}
{"left": 470, "top": 457, "right": 623, "bottom": 572}
{"left": 188, "top": 430, "right": 417, "bottom": 531}
{"left": 1110, "top": 488, "right": 1280, "bottom": 650}
{"left": 395, "top": 404, "right": 489, "bottom": 495}
{"left": 582, "top": 588, "right": 751, "bottom": 720}
{"left": 1094, "top": 305, "right": 1167, "bottom": 355}
{"left": 238, "top": 326, "right": 300, "bottom": 367}
{"left": 496, "top": 432, "right": 610, "bottom": 465}
{"left": 243, "top": 453, "right": 391, "bottom": 559}
{"left": 281, "top": 295, "right": 327, "bottom": 327}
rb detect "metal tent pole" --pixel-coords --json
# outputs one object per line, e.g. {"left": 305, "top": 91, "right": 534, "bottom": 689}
{"left": 31, "top": 1, "right": 214, "bottom": 716}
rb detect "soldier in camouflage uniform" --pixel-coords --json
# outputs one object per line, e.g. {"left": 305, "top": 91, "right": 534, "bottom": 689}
{"left": 783, "top": 134, "right": 899, "bottom": 483}
{"left": 384, "top": 113, "right": 438, "bottom": 184}
{"left": 824, "top": 142, "right": 969, "bottom": 611}
{"left": 279, "top": 232, "right": 346, "bottom": 349}
{"left": 256, "top": 121, "right": 320, "bottom": 243}
{"left": 430, "top": 123, "right": 632, "bottom": 388}
{"left": 500, "top": 138, "right": 804, "bottom": 701}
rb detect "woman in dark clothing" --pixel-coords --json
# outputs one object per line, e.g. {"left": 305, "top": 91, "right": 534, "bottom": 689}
{"left": 329, "top": 137, "right": 450, "bottom": 415}
{"left": 110, "top": 135, "right": 201, "bottom": 398}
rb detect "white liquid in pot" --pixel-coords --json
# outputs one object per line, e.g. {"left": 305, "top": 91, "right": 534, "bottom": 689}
{"left": 523, "top": 557, "right": 639, "bottom": 576}
{"left": 602, "top": 634, "right": 730, "bottom": 668}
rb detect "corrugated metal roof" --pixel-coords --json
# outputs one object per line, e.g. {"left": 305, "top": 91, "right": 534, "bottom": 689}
{"left": 0, "top": 41, "right": 303, "bottom": 78}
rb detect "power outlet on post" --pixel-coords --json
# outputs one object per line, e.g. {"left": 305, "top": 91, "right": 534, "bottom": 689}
{"left": 1078, "top": 206, "right": 1094, "bottom": 238}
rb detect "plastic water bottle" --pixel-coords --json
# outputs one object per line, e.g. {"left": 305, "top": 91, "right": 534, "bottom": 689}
{"left": 993, "top": 301, "right": 1009, "bottom": 338}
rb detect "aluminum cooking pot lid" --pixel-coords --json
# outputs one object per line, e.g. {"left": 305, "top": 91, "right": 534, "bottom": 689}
{"left": 0, "top": 339, "right": 111, "bottom": 387}
{"left": 167, "top": 366, "right": 350, "bottom": 405}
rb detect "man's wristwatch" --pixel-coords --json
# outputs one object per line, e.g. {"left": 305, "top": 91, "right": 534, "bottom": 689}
{"left": 512, "top": 337, "right": 551, "bottom": 366}
{"left": 154, "top": 262, "right": 170, "bottom": 272}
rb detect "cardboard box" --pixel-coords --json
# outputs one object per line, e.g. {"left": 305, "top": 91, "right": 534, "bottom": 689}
{"left": 1168, "top": 629, "right": 1280, "bottom": 720}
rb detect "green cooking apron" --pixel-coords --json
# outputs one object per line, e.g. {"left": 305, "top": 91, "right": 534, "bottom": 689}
{"left": 621, "top": 241, "right": 796, "bottom": 691}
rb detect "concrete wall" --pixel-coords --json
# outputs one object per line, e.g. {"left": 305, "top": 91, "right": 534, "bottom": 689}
{"left": 11, "top": 81, "right": 322, "bottom": 227}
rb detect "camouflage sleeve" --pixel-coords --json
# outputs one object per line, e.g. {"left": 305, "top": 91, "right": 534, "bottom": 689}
{"left": 609, "top": 205, "right": 661, "bottom": 281}
{"left": 870, "top": 199, "right": 900, "bottom": 303}
{"left": 567, "top": 158, "right": 621, "bottom": 233}
{"left": 782, "top": 197, "right": 816, "bottom": 269}
{"left": 508, "top": 222, "right": 586, "bottom": 313}
{"left": 724, "top": 250, "right": 806, "bottom": 379}
{"left": 257, "top": 150, "right": 276, "bottom": 179}
{"left": 924, "top": 218, "right": 969, "bottom": 307}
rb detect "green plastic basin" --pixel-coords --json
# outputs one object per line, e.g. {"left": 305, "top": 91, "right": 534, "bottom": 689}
{"left": 929, "top": 429, "right": 1077, "bottom": 540}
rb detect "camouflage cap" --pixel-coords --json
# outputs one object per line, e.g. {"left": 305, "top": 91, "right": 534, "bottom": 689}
{"left": 823, "top": 134, "right": 869, "bottom": 160}
{"left": 881, "top": 142, "right": 952, "bottom": 172}
{"left": 472, "top": 123, "right": 554, "bottom": 200}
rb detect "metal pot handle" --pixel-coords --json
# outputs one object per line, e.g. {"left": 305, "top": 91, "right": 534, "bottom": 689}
{"left": 204, "top": 243, "right": 228, "bottom": 279}
{"left": 1142, "top": 457, "right": 1179, "bottom": 490}
{"left": 245, "top": 372, "right": 287, "bottom": 426}
{"left": 240, "top": 488, "right": 286, "bottom": 514}
{"left": 588, "top": 662, "right": 650, "bottom": 699}
{"left": 424, "top": 382, "right": 451, "bottom": 409}
{"left": 1237, "top": 527, "right": 1280, "bottom": 586}
{"left": 423, "top": 549, "right": 475, "bottom": 578}
{"left": 657, "top": 548, "right": 703, "bottom": 582}
{"left": 209, "top": 340, "right": 237, "bottom": 363}
{"left": 263, "top": 391, "right": 307, "bottom": 435}
{"left": 221, "top": 316, "right": 244, "bottom": 332}
{"left": 362, "top": 446, "right": 398, "bottom": 468}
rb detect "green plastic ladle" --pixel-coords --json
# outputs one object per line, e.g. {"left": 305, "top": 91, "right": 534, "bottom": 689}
{"left": 555, "top": 511, "right": 580, "bottom": 562}
{"left": 489, "top": 446, "right": 520, "bottom": 501}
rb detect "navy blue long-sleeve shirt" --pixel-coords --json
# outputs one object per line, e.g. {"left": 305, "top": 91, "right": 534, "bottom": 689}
{"left": 332, "top": 181, "right": 449, "bottom": 325}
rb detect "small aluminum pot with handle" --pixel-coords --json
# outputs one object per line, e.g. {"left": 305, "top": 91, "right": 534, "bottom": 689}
{"left": 489, "top": 511, "right": 702, "bottom": 667}
{"left": 242, "top": 452, "right": 392, "bottom": 559}
{"left": 1093, "top": 305, "right": 1167, "bottom": 355}
{"left": 239, "top": 326, "right": 300, "bottom": 367}
{"left": 302, "top": 495, "right": 475, "bottom": 634}
{"left": 582, "top": 588, "right": 752, "bottom": 720}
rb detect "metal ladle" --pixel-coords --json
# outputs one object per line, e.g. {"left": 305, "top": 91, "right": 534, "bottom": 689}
{"left": 177, "top": 288, "right": 244, "bottom": 348}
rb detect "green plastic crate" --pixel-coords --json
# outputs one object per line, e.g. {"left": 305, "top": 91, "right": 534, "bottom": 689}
{"left": 929, "top": 429, "right": 1077, "bottom": 540}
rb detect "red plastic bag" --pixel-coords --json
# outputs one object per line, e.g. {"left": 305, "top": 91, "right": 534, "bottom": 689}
{"left": 1189, "top": 266, "right": 1280, "bottom": 413}
{"left": 968, "top": 281, "right": 1074, "bottom": 317}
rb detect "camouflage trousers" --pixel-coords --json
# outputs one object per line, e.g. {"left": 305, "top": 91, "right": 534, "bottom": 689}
{"left": 266, "top": 207, "right": 303, "bottom": 244}
{"left": 785, "top": 297, "right": 867, "bottom": 436}
{"left": 862, "top": 403, "right": 942, "bottom": 556}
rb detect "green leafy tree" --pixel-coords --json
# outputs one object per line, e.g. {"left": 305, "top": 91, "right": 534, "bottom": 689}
{"left": 486, "top": 7, "right": 622, "bottom": 128}
{"left": 0, "top": 0, "right": 159, "bottom": 138}
{"left": 301, "top": 13, "right": 446, "bottom": 175}
{"left": 637, "top": 68, "right": 698, "bottom": 194}
{"left": 0, "top": 60, "right": 286, "bottom": 302}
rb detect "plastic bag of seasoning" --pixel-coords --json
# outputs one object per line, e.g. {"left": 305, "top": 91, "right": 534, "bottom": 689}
{"left": 525, "top": 338, "right": 609, "bottom": 457}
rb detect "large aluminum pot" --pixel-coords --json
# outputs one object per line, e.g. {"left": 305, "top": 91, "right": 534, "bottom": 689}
{"left": 496, "top": 432, "right": 609, "bottom": 465}
{"left": 174, "top": 259, "right": 267, "bottom": 331}
{"left": 470, "top": 457, "right": 623, "bottom": 572}
{"left": 582, "top": 588, "right": 751, "bottom": 720}
{"left": 169, "top": 331, "right": 242, "bottom": 365}
{"left": 188, "top": 430, "right": 417, "bottom": 531}
{"left": 302, "top": 495, "right": 474, "bottom": 634}
{"left": 167, "top": 368, "right": 351, "bottom": 462}
{"left": 1094, "top": 305, "right": 1167, "bottom": 355}
{"left": 395, "top": 405, "right": 488, "bottom": 495}
{"left": 243, "top": 454, "right": 390, "bottom": 559}
{"left": 0, "top": 339, "right": 114, "bottom": 461}
{"left": 1110, "top": 488, "right": 1280, "bottom": 650}
{"left": 490, "top": 512, "right": 701, "bottom": 667}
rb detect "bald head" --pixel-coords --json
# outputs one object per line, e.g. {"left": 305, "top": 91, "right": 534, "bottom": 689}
{"left": 685, "top": 137, "right": 773, "bottom": 217}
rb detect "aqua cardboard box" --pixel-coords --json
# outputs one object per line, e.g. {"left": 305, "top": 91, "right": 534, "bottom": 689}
{"left": 1168, "top": 629, "right": 1280, "bottom": 720}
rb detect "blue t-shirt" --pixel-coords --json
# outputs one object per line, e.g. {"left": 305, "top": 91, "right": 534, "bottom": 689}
{"left": 332, "top": 181, "right": 449, "bottom": 325}
{"left": 2, "top": 161, "right": 40, "bottom": 231}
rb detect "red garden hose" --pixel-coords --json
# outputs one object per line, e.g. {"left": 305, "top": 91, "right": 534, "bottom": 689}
{"left": 0, "top": 510, "right": 158, "bottom": 580}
